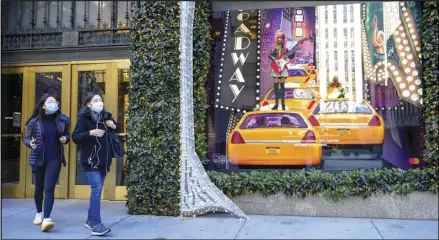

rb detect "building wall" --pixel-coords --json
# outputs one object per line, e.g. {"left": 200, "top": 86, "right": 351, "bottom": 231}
{"left": 1, "top": 1, "right": 131, "bottom": 64}
{"left": 315, "top": 4, "right": 363, "bottom": 101}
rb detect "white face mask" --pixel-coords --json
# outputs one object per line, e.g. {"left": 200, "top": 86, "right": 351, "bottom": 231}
{"left": 45, "top": 103, "right": 59, "bottom": 114}
{"left": 91, "top": 102, "right": 104, "bottom": 113}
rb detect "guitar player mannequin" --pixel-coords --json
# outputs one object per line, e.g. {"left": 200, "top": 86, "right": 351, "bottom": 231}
{"left": 268, "top": 30, "right": 307, "bottom": 110}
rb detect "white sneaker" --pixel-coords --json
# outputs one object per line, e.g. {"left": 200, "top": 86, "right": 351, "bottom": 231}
{"left": 41, "top": 218, "right": 55, "bottom": 232}
{"left": 33, "top": 213, "right": 43, "bottom": 225}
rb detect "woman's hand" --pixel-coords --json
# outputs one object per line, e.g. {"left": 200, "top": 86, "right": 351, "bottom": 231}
{"left": 59, "top": 136, "right": 67, "bottom": 144}
{"left": 90, "top": 129, "right": 105, "bottom": 137}
{"left": 30, "top": 137, "right": 37, "bottom": 149}
{"left": 105, "top": 120, "right": 117, "bottom": 130}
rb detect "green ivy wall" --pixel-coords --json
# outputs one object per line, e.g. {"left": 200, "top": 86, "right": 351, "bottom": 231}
{"left": 126, "top": 1, "right": 211, "bottom": 216}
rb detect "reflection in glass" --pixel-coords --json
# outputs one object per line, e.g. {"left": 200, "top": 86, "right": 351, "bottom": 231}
{"left": 32, "top": 72, "right": 62, "bottom": 185}
{"left": 76, "top": 71, "right": 106, "bottom": 185}
{"left": 1, "top": 74, "right": 23, "bottom": 184}
{"left": 117, "top": 69, "right": 130, "bottom": 186}
{"left": 35, "top": 72, "right": 62, "bottom": 105}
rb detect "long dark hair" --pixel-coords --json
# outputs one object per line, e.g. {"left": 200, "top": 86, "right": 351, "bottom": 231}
{"left": 78, "top": 91, "right": 105, "bottom": 117}
{"left": 26, "top": 93, "right": 58, "bottom": 125}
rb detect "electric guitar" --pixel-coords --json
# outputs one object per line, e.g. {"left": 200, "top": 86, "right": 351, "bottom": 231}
{"left": 270, "top": 34, "right": 315, "bottom": 74}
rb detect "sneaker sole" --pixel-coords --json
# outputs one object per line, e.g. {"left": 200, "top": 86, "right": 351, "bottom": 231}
{"left": 91, "top": 229, "right": 111, "bottom": 236}
{"left": 85, "top": 223, "right": 92, "bottom": 230}
{"left": 41, "top": 222, "right": 55, "bottom": 232}
{"left": 34, "top": 221, "right": 42, "bottom": 225}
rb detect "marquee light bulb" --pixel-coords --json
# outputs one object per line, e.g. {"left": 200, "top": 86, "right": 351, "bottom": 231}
{"left": 411, "top": 94, "right": 419, "bottom": 101}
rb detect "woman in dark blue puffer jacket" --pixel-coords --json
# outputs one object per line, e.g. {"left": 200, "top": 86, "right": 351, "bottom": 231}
{"left": 23, "top": 93, "right": 70, "bottom": 232}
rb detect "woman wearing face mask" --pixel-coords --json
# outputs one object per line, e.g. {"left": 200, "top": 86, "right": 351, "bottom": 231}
{"left": 23, "top": 93, "right": 70, "bottom": 232}
{"left": 72, "top": 92, "right": 119, "bottom": 236}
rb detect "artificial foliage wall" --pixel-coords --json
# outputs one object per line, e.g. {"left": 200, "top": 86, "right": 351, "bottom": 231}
{"left": 421, "top": 0, "right": 439, "bottom": 168}
{"left": 126, "top": 1, "right": 211, "bottom": 216}
{"left": 193, "top": 1, "right": 212, "bottom": 163}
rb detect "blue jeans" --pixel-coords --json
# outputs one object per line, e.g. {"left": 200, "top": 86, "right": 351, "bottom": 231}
{"left": 85, "top": 171, "right": 107, "bottom": 225}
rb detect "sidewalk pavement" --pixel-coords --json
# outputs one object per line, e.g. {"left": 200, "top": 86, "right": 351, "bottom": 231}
{"left": 1, "top": 198, "right": 438, "bottom": 239}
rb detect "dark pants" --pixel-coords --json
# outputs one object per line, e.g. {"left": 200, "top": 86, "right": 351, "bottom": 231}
{"left": 34, "top": 158, "right": 61, "bottom": 218}
{"left": 86, "top": 171, "right": 107, "bottom": 225}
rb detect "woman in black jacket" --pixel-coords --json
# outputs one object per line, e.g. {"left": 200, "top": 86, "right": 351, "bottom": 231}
{"left": 72, "top": 92, "right": 119, "bottom": 236}
{"left": 23, "top": 93, "right": 70, "bottom": 232}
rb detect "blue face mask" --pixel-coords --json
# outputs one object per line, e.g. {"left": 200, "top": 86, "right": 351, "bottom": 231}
{"left": 45, "top": 103, "right": 59, "bottom": 114}
{"left": 91, "top": 102, "right": 104, "bottom": 114}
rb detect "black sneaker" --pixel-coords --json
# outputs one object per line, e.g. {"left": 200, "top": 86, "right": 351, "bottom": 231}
{"left": 271, "top": 105, "right": 279, "bottom": 110}
{"left": 91, "top": 223, "right": 111, "bottom": 236}
{"left": 85, "top": 220, "right": 93, "bottom": 230}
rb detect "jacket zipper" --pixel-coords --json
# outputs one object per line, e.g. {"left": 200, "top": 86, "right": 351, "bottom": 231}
{"left": 38, "top": 120, "right": 45, "bottom": 166}
{"left": 105, "top": 124, "right": 109, "bottom": 173}
{"left": 58, "top": 118, "right": 64, "bottom": 166}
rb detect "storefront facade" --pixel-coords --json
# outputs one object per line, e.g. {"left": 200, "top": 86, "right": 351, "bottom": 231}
{"left": 1, "top": 1, "right": 432, "bottom": 210}
{"left": 1, "top": 1, "right": 131, "bottom": 200}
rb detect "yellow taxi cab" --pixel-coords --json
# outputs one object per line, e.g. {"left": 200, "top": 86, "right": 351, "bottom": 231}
{"left": 306, "top": 98, "right": 385, "bottom": 156}
{"left": 226, "top": 110, "right": 322, "bottom": 166}
{"left": 258, "top": 84, "right": 318, "bottom": 114}
{"left": 295, "top": 64, "right": 318, "bottom": 80}
{"left": 285, "top": 67, "right": 313, "bottom": 84}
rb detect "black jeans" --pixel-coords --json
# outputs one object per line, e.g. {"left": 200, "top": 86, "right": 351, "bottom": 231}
{"left": 33, "top": 158, "right": 61, "bottom": 218}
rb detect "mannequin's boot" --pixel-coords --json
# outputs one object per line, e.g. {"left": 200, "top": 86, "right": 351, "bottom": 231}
{"left": 280, "top": 82, "right": 286, "bottom": 110}
{"left": 271, "top": 82, "right": 279, "bottom": 110}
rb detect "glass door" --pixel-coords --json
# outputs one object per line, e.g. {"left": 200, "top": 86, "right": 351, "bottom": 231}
{"left": 115, "top": 61, "right": 130, "bottom": 200}
{"left": 24, "top": 65, "right": 71, "bottom": 199}
{"left": 69, "top": 63, "right": 117, "bottom": 199}
{"left": 1, "top": 67, "right": 29, "bottom": 198}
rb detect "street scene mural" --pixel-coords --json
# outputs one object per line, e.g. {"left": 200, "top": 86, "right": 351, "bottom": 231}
{"left": 208, "top": 2, "right": 423, "bottom": 171}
